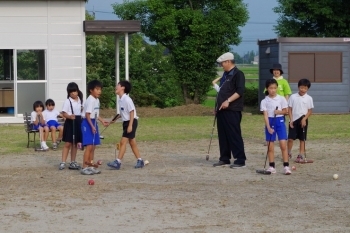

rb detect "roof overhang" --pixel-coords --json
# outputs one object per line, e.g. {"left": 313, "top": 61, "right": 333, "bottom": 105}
{"left": 83, "top": 20, "right": 141, "bottom": 35}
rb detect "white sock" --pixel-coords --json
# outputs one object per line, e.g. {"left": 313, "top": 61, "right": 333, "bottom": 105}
{"left": 138, "top": 158, "right": 142, "bottom": 161}
{"left": 116, "top": 159, "right": 121, "bottom": 163}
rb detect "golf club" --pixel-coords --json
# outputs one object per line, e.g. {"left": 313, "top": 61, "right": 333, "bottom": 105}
{"left": 206, "top": 115, "right": 217, "bottom": 161}
{"left": 299, "top": 126, "right": 313, "bottom": 164}
{"left": 99, "top": 114, "right": 120, "bottom": 139}
{"left": 256, "top": 106, "right": 278, "bottom": 175}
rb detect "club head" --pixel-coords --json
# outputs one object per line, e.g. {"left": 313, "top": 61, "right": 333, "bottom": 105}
{"left": 99, "top": 135, "right": 104, "bottom": 139}
{"left": 256, "top": 169, "right": 272, "bottom": 175}
{"left": 298, "top": 159, "right": 314, "bottom": 164}
{"left": 206, "top": 155, "right": 209, "bottom": 161}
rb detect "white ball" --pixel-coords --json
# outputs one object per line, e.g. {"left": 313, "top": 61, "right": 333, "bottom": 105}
{"left": 144, "top": 160, "right": 149, "bottom": 165}
{"left": 333, "top": 174, "right": 339, "bottom": 180}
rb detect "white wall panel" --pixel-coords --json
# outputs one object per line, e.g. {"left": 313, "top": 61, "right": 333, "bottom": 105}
{"left": 0, "top": 1, "right": 48, "bottom": 16}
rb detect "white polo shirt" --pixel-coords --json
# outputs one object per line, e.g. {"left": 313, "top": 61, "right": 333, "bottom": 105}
{"left": 62, "top": 97, "right": 82, "bottom": 116}
{"left": 82, "top": 95, "right": 100, "bottom": 119}
{"left": 119, "top": 94, "right": 138, "bottom": 121}
{"left": 288, "top": 93, "right": 314, "bottom": 122}
{"left": 43, "top": 109, "right": 60, "bottom": 122}
{"left": 260, "top": 95, "right": 288, "bottom": 117}
{"left": 31, "top": 111, "right": 45, "bottom": 123}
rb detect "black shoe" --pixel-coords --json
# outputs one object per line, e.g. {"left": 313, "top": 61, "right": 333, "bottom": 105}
{"left": 213, "top": 161, "right": 230, "bottom": 167}
{"left": 230, "top": 163, "right": 246, "bottom": 169}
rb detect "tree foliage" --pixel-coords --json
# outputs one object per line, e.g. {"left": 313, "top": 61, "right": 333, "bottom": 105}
{"left": 113, "top": 0, "right": 249, "bottom": 104}
{"left": 85, "top": 12, "right": 182, "bottom": 108}
{"left": 274, "top": 0, "right": 350, "bottom": 37}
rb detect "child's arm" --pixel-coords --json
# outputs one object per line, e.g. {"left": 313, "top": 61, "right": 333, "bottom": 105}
{"left": 212, "top": 76, "right": 221, "bottom": 86}
{"left": 98, "top": 116, "right": 109, "bottom": 127}
{"left": 127, "top": 110, "right": 135, "bottom": 133}
{"left": 85, "top": 112, "right": 96, "bottom": 134}
{"left": 301, "top": 109, "right": 312, "bottom": 127}
{"left": 263, "top": 111, "right": 274, "bottom": 134}
{"left": 61, "top": 112, "right": 73, "bottom": 120}
{"left": 288, "top": 107, "right": 294, "bottom": 128}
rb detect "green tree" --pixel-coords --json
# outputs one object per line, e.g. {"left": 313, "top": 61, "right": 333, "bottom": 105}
{"left": 85, "top": 12, "right": 182, "bottom": 108}
{"left": 274, "top": 0, "right": 350, "bottom": 37}
{"left": 113, "top": 0, "right": 249, "bottom": 104}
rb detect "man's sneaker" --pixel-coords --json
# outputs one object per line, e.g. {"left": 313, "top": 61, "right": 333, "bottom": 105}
{"left": 295, "top": 155, "right": 304, "bottom": 163}
{"left": 284, "top": 166, "right": 292, "bottom": 175}
{"left": 135, "top": 159, "right": 144, "bottom": 169}
{"left": 266, "top": 166, "right": 276, "bottom": 174}
{"left": 230, "top": 163, "right": 246, "bottom": 169}
{"left": 107, "top": 160, "right": 121, "bottom": 170}
{"left": 52, "top": 143, "right": 58, "bottom": 150}
{"left": 81, "top": 167, "right": 94, "bottom": 175}
{"left": 69, "top": 161, "right": 81, "bottom": 170}
{"left": 89, "top": 167, "right": 101, "bottom": 174}
{"left": 59, "top": 162, "right": 65, "bottom": 170}
{"left": 213, "top": 161, "right": 230, "bottom": 167}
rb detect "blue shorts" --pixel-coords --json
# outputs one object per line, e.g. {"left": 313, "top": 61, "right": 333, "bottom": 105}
{"left": 47, "top": 120, "right": 61, "bottom": 129}
{"left": 32, "top": 123, "right": 47, "bottom": 131}
{"left": 265, "top": 116, "right": 287, "bottom": 141}
{"left": 81, "top": 118, "right": 100, "bottom": 146}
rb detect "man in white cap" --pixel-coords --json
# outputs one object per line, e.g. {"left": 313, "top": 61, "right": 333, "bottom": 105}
{"left": 213, "top": 52, "right": 247, "bottom": 168}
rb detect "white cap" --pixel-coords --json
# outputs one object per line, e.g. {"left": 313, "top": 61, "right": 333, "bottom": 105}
{"left": 216, "top": 52, "right": 234, "bottom": 63}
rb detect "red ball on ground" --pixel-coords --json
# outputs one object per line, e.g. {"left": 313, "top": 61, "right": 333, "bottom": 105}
{"left": 292, "top": 166, "right": 296, "bottom": 171}
{"left": 88, "top": 179, "right": 95, "bottom": 185}
{"left": 97, "top": 160, "right": 102, "bottom": 165}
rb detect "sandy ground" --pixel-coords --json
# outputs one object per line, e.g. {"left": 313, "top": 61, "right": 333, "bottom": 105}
{"left": 0, "top": 137, "right": 349, "bottom": 233}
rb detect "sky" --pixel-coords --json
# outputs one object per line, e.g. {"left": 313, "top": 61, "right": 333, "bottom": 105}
{"left": 86, "top": 0, "right": 279, "bottom": 56}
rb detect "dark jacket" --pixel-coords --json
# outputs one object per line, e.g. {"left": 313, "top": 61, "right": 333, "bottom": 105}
{"left": 216, "top": 66, "right": 245, "bottom": 112}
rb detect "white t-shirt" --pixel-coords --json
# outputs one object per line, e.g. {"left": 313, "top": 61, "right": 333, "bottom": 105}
{"left": 288, "top": 93, "right": 314, "bottom": 122}
{"left": 119, "top": 94, "right": 138, "bottom": 121}
{"left": 62, "top": 97, "right": 82, "bottom": 116}
{"left": 82, "top": 95, "right": 100, "bottom": 119}
{"left": 43, "top": 109, "right": 60, "bottom": 122}
{"left": 31, "top": 111, "right": 45, "bottom": 123}
{"left": 260, "top": 95, "right": 288, "bottom": 117}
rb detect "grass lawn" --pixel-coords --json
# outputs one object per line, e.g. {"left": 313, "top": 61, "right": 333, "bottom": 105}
{"left": 2, "top": 114, "right": 349, "bottom": 155}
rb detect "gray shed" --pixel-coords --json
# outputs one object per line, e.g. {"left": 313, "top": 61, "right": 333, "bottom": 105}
{"left": 258, "top": 37, "right": 350, "bottom": 113}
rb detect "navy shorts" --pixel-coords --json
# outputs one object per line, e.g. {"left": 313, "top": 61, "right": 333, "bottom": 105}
{"left": 81, "top": 118, "right": 100, "bottom": 146}
{"left": 122, "top": 119, "right": 138, "bottom": 139}
{"left": 265, "top": 116, "right": 287, "bottom": 141}
{"left": 32, "top": 123, "right": 47, "bottom": 131}
{"left": 288, "top": 117, "right": 308, "bottom": 141}
{"left": 47, "top": 120, "right": 61, "bottom": 129}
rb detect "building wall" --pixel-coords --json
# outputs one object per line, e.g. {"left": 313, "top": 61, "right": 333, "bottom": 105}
{"left": 0, "top": 1, "right": 85, "bottom": 121}
{"left": 280, "top": 43, "right": 350, "bottom": 113}
{"left": 258, "top": 41, "right": 279, "bottom": 105}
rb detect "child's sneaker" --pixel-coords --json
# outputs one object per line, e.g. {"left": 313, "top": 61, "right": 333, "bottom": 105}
{"left": 41, "top": 142, "right": 49, "bottom": 150}
{"left": 284, "top": 166, "right": 292, "bottom": 175}
{"left": 80, "top": 167, "right": 94, "bottom": 175}
{"left": 52, "top": 143, "right": 58, "bottom": 150}
{"left": 56, "top": 139, "right": 62, "bottom": 145}
{"left": 266, "top": 166, "right": 276, "bottom": 174}
{"left": 294, "top": 155, "right": 304, "bottom": 163}
{"left": 135, "top": 159, "right": 144, "bottom": 169}
{"left": 68, "top": 161, "right": 80, "bottom": 170}
{"left": 89, "top": 167, "right": 101, "bottom": 174}
{"left": 59, "top": 162, "right": 65, "bottom": 170}
{"left": 288, "top": 152, "right": 292, "bottom": 159}
{"left": 107, "top": 160, "right": 121, "bottom": 170}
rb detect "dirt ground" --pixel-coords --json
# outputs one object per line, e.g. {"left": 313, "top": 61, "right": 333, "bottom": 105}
{"left": 0, "top": 106, "right": 349, "bottom": 232}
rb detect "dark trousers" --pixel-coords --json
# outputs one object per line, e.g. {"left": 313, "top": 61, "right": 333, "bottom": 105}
{"left": 217, "top": 110, "right": 246, "bottom": 164}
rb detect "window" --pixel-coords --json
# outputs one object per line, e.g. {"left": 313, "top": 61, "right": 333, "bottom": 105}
{"left": 288, "top": 52, "right": 342, "bottom": 83}
{"left": 17, "top": 50, "right": 45, "bottom": 80}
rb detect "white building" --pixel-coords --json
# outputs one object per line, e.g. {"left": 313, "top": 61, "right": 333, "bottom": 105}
{"left": 0, "top": 0, "right": 140, "bottom": 123}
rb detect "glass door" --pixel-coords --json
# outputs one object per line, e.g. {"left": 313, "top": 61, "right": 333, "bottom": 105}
{"left": 15, "top": 50, "right": 47, "bottom": 116}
